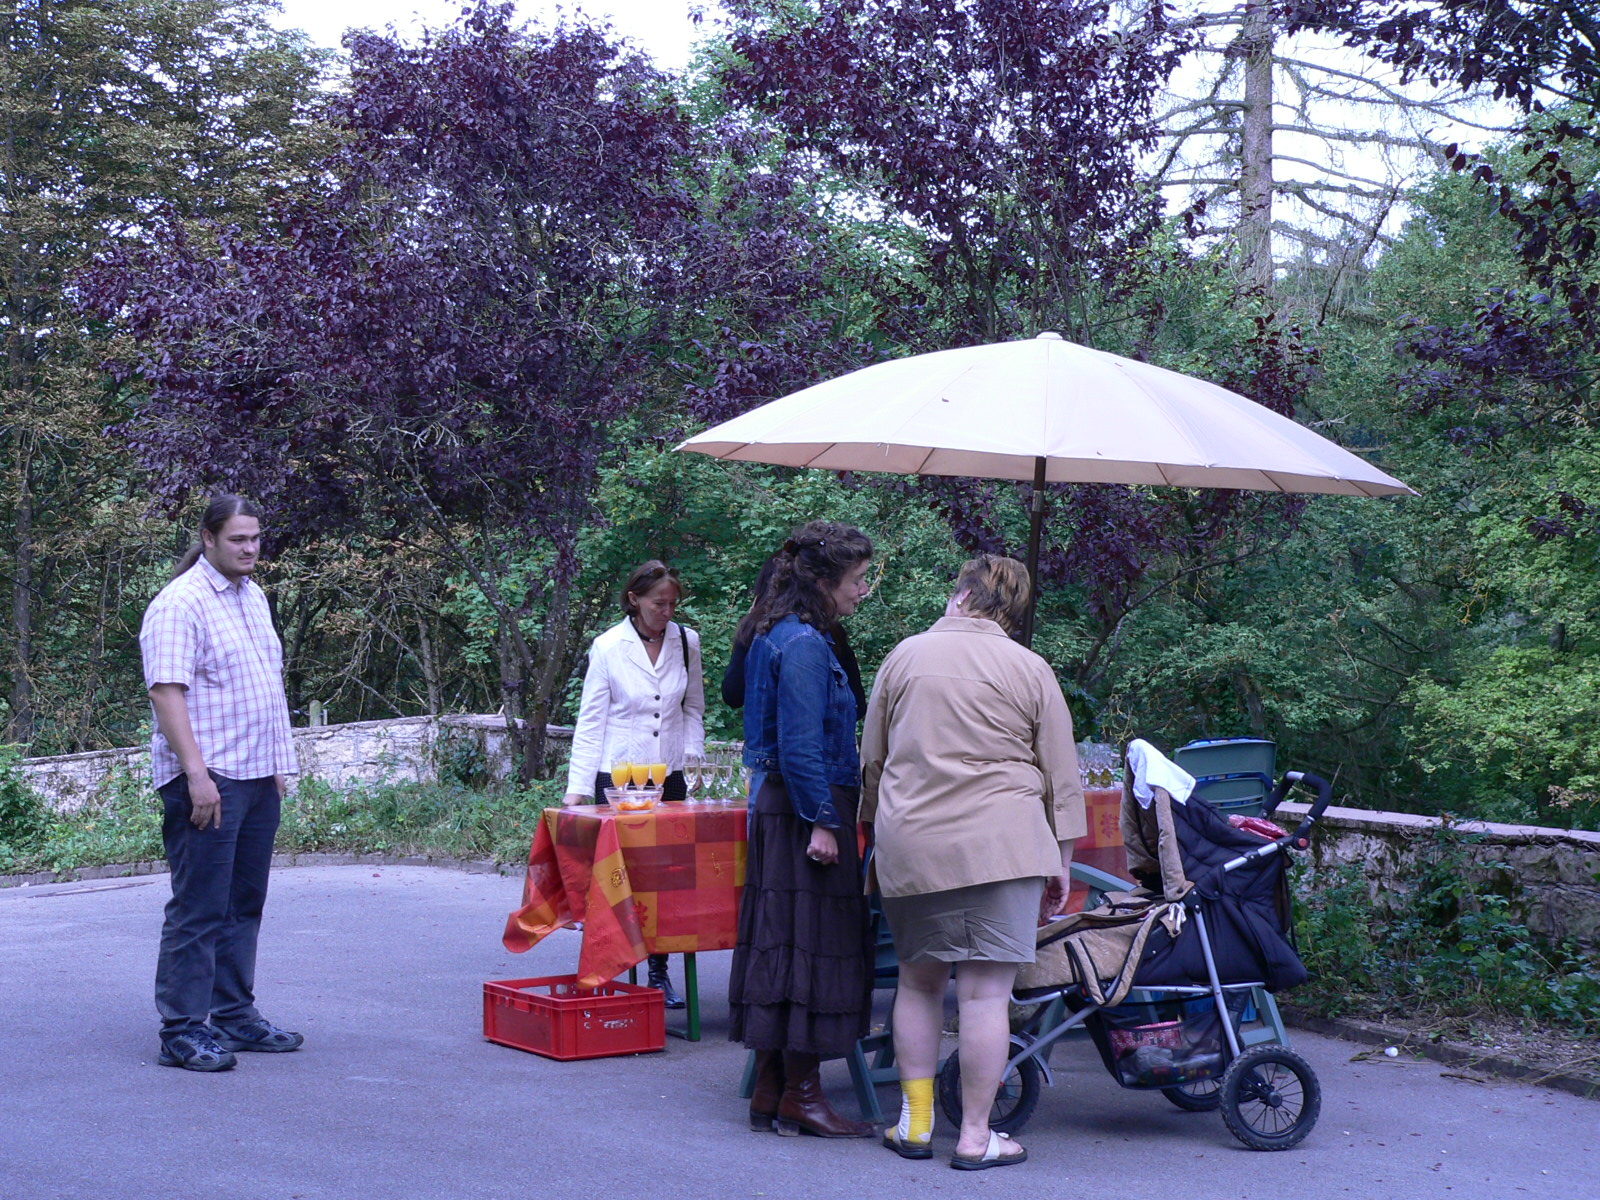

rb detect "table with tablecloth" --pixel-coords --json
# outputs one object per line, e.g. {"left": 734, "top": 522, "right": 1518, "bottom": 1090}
{"left": 502, "top": 801, "right": 747, "bottom": 1039}
{"left": 1071, "top": 786, "right": 1128, "bottom": 907}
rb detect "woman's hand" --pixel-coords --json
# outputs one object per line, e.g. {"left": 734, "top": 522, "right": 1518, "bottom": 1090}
{"left": 562, "top": 792, "right": 589, "bottom": 807}
{"left": 1041, "top": 875, "right": 1070, "bottom": 920}
{"left": 806, "top": 825, "right": 840, "bottom": 865}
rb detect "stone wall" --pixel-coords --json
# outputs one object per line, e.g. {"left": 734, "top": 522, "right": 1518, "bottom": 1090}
{"left": 17, "top": 714, "right": 573, "bottom": 810}
{"left": 1276, "top": 801, "right": 1600, "bottom": 951}
{"left": 19, "top": 720, "right": 1599, "bottom": 953}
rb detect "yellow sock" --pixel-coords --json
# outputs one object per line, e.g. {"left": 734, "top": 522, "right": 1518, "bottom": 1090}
{"left": 897, "top": 1077, "right": 934, "bottom": 1144}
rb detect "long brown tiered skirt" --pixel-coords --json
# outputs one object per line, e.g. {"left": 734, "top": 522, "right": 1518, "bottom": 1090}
{"left": 728, "top": 776, "right": 873, "bottom": 1056}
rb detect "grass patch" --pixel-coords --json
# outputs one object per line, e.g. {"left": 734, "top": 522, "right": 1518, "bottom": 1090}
{"left": 278, "top": 775, "right": 564, "bottom": 864}
{"left": 0, "top": 758, "right": 563, "bottom": 877}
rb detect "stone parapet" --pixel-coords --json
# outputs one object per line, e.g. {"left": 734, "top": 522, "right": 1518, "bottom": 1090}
{"left": 1276, "top": 801, "right": 1600, "bottom": 952}
{"left": 18, "top": 714, "right": 576, "bottom": 810}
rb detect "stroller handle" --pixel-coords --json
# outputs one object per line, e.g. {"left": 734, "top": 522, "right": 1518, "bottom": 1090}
{"left": 1221, "top": 771, "right": 1332, "bottom": 873}
{"left": 1272, "top": 771, "right": 1333, "bottom": 846}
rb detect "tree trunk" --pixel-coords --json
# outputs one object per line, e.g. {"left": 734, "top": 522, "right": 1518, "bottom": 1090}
{"left": 1237, "top": 2, "right": 1275, "bottom": 297}
{"left": 416, "top": 616, "right": 442, "bottom": 714}
{"left": 7, "top": 455, "right": 35, "bottom": 745}
{"left": 498, "top": 619, "right": 549, "bottom": 785}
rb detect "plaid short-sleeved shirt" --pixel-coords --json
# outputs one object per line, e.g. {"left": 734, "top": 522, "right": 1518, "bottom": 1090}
{"left": 140, "top": 557, "right": 298, "bottom": 787}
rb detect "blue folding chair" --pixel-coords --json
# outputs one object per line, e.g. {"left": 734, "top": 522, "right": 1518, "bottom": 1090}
{"left": 1173, "top": 738, "right": 1277, "bottom": 817}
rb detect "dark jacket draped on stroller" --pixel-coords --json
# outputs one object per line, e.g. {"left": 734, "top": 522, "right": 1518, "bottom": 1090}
{"left": 1018, "top": 772, "right": 1307, "bottom": 1007}
{"left": 944, "top": 747, "right": 1330, "bottom": 1151}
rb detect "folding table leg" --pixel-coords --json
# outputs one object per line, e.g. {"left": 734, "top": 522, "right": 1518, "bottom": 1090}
{"left": 665, "top": 952, "right": 701, "bottom": 1042}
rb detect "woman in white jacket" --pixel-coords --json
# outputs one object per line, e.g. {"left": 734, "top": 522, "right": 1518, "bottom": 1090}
{"left": 562, "top": 559, "right": 705, "bottom": 1005}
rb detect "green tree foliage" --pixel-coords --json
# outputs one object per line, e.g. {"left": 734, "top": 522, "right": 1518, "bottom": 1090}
{"left": 0, "top": 0, "right": 325, "bottom": 750}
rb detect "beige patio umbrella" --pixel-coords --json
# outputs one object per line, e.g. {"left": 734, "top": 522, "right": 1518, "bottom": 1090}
{"left": 677, "top": 332, "right": 1415, "bottom": 642}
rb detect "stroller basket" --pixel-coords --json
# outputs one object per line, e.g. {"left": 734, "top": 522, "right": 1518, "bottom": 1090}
{"left": 1089, "top": 991, "right": 1250, "bottom": 1089}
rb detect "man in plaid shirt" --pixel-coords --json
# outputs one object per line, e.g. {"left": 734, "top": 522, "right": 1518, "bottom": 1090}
{"left": 140, "top": 495, "right": 301, "bottom": 1072}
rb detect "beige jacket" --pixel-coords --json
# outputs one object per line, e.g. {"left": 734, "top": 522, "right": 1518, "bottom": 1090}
{"left": 860, "top": 615, "right": 1085, "bottom": 898}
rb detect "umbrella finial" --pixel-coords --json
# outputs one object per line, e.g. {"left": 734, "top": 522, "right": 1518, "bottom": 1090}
{"left": 1036, "top": 331, "right": 1063, "bottom": 341}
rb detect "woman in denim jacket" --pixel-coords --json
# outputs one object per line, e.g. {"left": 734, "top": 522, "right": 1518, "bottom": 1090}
{"left": 729, "top": 520, "right": 876, "bottom": 1139}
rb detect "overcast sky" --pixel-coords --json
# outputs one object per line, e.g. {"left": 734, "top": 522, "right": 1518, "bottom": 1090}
{"left": 268, "top": 0, "right": 714, "bottom": 69}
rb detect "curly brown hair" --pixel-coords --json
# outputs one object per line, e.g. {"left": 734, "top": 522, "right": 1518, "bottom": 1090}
{"left": 736, "top": 520, "right": 873, "bottom": 639}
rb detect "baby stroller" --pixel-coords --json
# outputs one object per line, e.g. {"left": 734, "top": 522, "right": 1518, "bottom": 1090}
{"left": 936, "top": 743, "right": 1333, "bottom": 1151}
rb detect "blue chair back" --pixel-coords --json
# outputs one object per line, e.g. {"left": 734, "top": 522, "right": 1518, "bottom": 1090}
{"left": 1174, "top": 738, "right": 1277, "bottom": 816}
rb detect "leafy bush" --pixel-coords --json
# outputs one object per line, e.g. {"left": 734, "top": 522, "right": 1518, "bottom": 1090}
{"left": 1295, "top": 824, "right": 1600, "bottom": 1037}
{"left": 6, "top": 770, "right": 563, "bottom": 879}
{"left": 21, "top": 766, "right": 162, "bottom": 874}
{"left": 278, "top": 776, "right": 564, "bottom": 865}
{"left": 0, "top": 746, "right": 52, "bottom": 869}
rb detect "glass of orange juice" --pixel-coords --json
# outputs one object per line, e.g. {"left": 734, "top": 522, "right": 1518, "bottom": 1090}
{"left": 649, "top": 762, "right": 669, "bottom": 787}
{"left": 611, "top": 760, "right": 633, "bottom": 788}
{"left": 629, "top": 762, "right": 651, "bottom": 788}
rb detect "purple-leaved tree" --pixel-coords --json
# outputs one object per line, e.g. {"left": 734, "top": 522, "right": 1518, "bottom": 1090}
{"left": 1284, "top": 2, "right": 1600, "bottom": 456}
{"left": 84, "top": 4, "right": 710, "bottom": 778}
{"left": 716, "top": 0, "right": 1311, "bottom": 697}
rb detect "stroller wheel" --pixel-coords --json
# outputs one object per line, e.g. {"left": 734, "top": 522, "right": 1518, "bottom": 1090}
{"left": 1162, "top": 1078, "right": 1222, "bottom": 1112}
{"left": 1219, "top": 1044, "right": 1321, "bottom": 1151}
{"left": 936, "top": 1043, "right": 1042, "bottom": 1135}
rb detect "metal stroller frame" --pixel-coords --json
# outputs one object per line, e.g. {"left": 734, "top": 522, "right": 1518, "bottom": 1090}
{"left": 938, "top": 771, "right": 1333, "bottom": 1151}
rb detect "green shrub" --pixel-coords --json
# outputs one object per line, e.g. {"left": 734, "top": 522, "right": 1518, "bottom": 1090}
{"left": 1294, "top": 824, "right": 1600, "bottom": 1037}
{"left": 0, "top": 745, "right": 51, "bottom": 870}
{"left": 31, "top": 765, "right": 162, "bottom": 873}
{"left": 278, "top": 775, "right": 563, "bottom": 863}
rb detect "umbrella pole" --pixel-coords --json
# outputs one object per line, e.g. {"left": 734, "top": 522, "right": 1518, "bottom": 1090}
{"left": 1021, "top": 456, "right": 1046, "bottom": 648}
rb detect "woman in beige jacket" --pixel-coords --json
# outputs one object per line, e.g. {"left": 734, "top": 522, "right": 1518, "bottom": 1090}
{"left": 860, "top": 555, "right": 1084, "bottom": 1170}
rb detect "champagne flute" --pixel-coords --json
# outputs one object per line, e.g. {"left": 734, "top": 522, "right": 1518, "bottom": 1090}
{"left": 684, "top": 755, "right": 703, "bottom": 799}
{"left": 629, "top": 762, "right": 651, "bottom": 789}
{"left": 611, "top": 759, "right": 633, "bottom": 790}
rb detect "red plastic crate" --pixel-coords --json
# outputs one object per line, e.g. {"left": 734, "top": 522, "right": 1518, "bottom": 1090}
{"left": 483, "top": 975, "right": 665, "bottom": 1061}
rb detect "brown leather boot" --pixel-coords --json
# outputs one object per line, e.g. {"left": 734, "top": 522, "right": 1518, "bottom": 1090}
{"left": 749, "top": 1050, "right": 785, "bottom": 1131}
{"left": 774, "top": 1052, "right": 873, "bottom": 1138}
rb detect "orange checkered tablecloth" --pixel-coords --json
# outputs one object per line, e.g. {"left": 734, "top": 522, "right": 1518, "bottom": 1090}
{"left": 1070, "top": 786, "right": 1128, "bottom": 910}
{"left": 502, "top": 802, "right": 747, "bottom": 988}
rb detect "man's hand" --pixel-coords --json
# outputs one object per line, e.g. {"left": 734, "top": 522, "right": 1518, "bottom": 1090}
{"left": 1041, "top": 875, "right": 1069, "bottom": 920}
{"left": 188, "top": 769, "right": 222, "bottom": 829}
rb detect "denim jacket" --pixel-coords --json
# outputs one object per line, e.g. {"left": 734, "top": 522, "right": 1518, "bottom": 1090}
{"left": 742, "top": 614, "right": 860, "bottom": 829}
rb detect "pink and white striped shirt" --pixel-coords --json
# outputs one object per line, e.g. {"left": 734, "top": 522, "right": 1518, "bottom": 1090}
{"left": 140, "top": 556, "right": 298, "bottom": 787}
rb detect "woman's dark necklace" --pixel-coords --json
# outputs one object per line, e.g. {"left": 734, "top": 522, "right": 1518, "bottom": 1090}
{"left": 632, "top": 617, "right": 664, "bottom": 644}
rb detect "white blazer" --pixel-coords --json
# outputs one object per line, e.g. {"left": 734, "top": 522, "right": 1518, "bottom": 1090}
{"left": 565, "top": 618, "right": 706, "bottom": 795}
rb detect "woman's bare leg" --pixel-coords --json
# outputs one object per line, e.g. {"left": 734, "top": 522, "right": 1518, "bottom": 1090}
{"left": 953, "top": 960, "right": 1024, "bottom": 1159}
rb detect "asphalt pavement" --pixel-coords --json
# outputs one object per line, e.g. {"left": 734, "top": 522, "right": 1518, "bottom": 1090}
{"left": 2, "top": 864, "right": 1595, "bottom": 1200}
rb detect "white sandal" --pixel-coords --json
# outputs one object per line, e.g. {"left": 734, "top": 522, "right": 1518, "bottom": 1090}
{"left": 950, "top": 1129, "right": 1027, "bottom": 1171}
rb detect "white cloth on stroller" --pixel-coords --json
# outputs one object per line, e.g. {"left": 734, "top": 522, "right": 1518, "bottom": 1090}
{"left": 1126, "top": 738, "right": 1196, "bottom": 808}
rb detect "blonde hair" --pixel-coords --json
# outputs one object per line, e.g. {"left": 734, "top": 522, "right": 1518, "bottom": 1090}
{"left": 952, "top": 555, "right": 1031, "bottom": 633}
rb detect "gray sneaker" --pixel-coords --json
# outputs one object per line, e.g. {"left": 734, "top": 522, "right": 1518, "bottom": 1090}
{"left": 210, "top": 1019, "right": 304, "bottom": 1053}
{"left": 158, "top": 1030, "right": 238, "bottom": 1072}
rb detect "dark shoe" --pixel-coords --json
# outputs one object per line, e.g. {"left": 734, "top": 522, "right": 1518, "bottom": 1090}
{"left": 211, "top": 1019, "right": 304, "bottom": 1053}
{"left": 883, "top": 1128, "right": 934, "bottom": 1159}
{"left": 646, "top": 955, "right": 685, "bottom": 1010}
{"left": 749, "top": 1050, "right": 785, "bottom": 1132}
{"left": 158, "top": 1030, "right": 237, "bottom": 1072}
{"left": 774, "top": 1052, "right": 873, "bottom": 1138}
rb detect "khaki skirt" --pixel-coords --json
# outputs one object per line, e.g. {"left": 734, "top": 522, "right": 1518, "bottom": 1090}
{"left": 880, "top": 877, "right": 1047, "bottom": 964}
